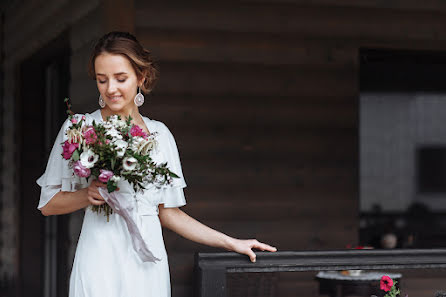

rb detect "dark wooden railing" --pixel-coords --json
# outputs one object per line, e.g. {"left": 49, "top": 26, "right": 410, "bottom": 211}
{"left": 194, "top": 249, "right": 446, "bottom": 297}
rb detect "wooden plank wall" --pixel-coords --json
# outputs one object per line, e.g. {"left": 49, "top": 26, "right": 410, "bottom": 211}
{"left": 134, "top": 1, "right": 446, "bottom": 296}
{"left": 135, "top": 0, "right": 446, "bottom": 296}
{"left": 134, "top": 1, "right": 358, "bottom": 296}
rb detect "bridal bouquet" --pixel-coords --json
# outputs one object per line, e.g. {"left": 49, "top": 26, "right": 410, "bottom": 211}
{"left": 61, "top": 106, "right": 179, "bottom": 221}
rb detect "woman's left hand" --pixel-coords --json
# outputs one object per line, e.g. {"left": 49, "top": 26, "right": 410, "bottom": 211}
{"left": 228, "top": 238, "right": 277, "bottom": 263}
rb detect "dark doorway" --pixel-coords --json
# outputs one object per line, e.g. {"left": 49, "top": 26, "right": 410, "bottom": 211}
{"left": 17, "top": 30, "right": 71, "bottom": 297}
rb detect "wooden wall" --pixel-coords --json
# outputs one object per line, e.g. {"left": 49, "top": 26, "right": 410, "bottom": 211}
{"left": 135, "top": 1, "right": 357, "bottom": 296}
{"left": 134, "top": 1, "right": 446, "bottom": 296}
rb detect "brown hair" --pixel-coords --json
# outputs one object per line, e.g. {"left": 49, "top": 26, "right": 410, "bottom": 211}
{"left": 88, "top": 31, "right": 159, "bottom": 94}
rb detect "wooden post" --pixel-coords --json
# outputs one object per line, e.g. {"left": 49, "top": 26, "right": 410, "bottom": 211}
{"left": 198, "top": 268, "right": 227, "bottom": 297}
{"left": 195, "top": 253, "right": 227, "bottom": 297}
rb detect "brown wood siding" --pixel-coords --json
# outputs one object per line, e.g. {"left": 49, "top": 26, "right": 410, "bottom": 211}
{"left": 134, "top": 1, "right": 363, "bottom": 296}
{"left": 133, "top": 1, "right": 446, "bottom": 296}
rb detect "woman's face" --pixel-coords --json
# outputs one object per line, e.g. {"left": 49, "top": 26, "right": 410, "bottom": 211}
{"left": 94, "top": 52, "right": 143, "bottom": 112}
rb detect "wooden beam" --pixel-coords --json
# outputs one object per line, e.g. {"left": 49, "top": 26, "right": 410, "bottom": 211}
{"left": 197, "top": 249, "right": 446, "bottom": 273}
{"left": 195, "top": 249, "right": 446, "bottom": 297}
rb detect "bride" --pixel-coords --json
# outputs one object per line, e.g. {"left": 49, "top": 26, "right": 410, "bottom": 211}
{"left": 36, "top": 31, "right": 277, "bottom": 297}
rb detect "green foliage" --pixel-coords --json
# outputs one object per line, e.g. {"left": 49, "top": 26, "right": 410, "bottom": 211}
{"left": 72, "top": 150, "right": 80, "bottom": 161}
{"left": 107, "top": 180, "right": 117, "bottom": 193}
{"left": 383, "top": 280, "right": 401, "bottom": 297}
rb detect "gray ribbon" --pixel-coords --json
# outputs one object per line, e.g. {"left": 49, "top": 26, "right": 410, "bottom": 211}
{"left": 98, "top": 187, "right": 161, "bottom": 263}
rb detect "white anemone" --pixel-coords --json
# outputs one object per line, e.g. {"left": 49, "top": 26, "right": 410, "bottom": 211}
{"left": 122, "top": 157, "right": 138, "bottom": 171}
{"left": 79, "top": 149, "right": 99, "bottom": 169}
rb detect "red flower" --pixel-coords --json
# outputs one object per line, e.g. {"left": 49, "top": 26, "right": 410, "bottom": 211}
{"left": 83, "top": 127, "right": 98, "bottom": 145}
{"left": 62, "top": 141, "right": 79, "bottom": 160}
{"left": 380, "top": 275, "right": 393, "bottom": 292}
{"left": 130, "top": 125, "right": 148, "bottom": 139}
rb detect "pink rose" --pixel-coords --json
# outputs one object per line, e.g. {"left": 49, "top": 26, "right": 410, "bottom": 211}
{"left": 71, "top": 118, "right": 78, "bottom": 124}
{"left": 62, "top": 141, "right": 79, "bottom": 160}
{"left": 82, "top": 115, "right": 86, "bottom": 120}
{"left": 83, "top": 127, "right": 98, "bottom": 145}
{"left": 73, "top": 161, "right": 91, "bottom": 178}
{"left": 130, "top": 125, "right": 148, "bottom": 139}
{"left": 98, "top": 169, "right": 114, "bottom": 183}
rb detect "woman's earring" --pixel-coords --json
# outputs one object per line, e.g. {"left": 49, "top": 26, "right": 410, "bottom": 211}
{"left": 134, "top": 87, "right": 144, "bottom": 107}
{"left": 98, "top": 94, "right": 106, "bottom": 108}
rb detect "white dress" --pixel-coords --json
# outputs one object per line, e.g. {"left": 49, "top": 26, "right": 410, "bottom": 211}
{"left": 36, "top": 109, "right": 187, "bottom": 297}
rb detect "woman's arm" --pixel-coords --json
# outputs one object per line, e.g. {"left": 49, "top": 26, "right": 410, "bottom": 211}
{"left": 158, "top": 205, "right": 277, "bottom": 262}
{"left": 40, "top": 180, "right": 107, "bottom": 216}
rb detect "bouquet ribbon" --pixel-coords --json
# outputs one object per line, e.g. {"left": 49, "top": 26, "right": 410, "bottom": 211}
{"left": 98, "top": 187, "right": 161, "bottom": 263}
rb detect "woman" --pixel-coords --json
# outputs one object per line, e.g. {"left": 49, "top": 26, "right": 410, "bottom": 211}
{"left": 36, "top": 31, "right": 277, "bottom": 296}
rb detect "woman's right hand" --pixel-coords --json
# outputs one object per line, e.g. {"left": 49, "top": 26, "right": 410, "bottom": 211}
{"left": 86, "top": 180, "right": 107, "bottom": 205}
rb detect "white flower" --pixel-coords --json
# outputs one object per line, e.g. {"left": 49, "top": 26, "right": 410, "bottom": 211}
{"left": 108, "top": 115, "right": 126, "bottom": 129}
{"left": 138, "top": 138, "right": 157, "bottom": 155}
{"left": 122, "top": 156, "right": 138, "bottom": 171}
{"left": 155, "top": 175, "right": 165, "bottom": 184}
{"left": 113, "top": 139, "right": 128, "bottom": 157}
{"left": 106, "top": 128, "right": 122, "bottom": 141}
{"left": 131, "top": 137, "right": 157, "bottom": 156}
{"left": 130, "top": 136, "right": 144, "bottom": 151}
{"left": 79, "top": 149, "right": 99, "bottom": 169}
{"left": 110, "top": 175, "right": 120, "bottom": 183}
{"left": 117, "top": 119, "right": 127, "bottom": 128}
{"left": 66, "top": 128, "right": 84, "bottom": 144}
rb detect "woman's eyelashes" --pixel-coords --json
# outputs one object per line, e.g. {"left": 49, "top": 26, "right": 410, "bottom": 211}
{"left": 98, "top": 79, "right": 127, "bottom": 84}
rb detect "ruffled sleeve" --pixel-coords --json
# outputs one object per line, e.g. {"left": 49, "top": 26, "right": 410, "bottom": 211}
{"left": 36, "top": 115, "right": 88, "bottom": 210}
{"left": 156, "top": 122, "right": 187, "bottom": 208}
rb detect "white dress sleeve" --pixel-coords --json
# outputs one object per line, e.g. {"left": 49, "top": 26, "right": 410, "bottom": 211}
{"left": 157, "top": 122, "right": 187, "bottom": 208}
{"left": 36, "top": 115, "right": 87, "bottom": 210}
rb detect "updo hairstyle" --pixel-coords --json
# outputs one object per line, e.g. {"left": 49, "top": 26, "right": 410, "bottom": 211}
{"left": 88, "top": 31, "right": 159, "bottom": 94}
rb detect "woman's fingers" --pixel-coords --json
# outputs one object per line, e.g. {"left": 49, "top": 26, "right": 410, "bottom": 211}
{"left": 87, "top": 191, "right": 105, "bottom": 205}
{"left": 89, "top": 197, "right": 105, "bottom": 205}
{"left": 243, "top": 239, "right": 278, "bottom": 263}
{"left": 88, "top": 187, "right": 104, "bottom": 200}
{"left": 247, "top": 249, "right": 257, "bottom": 263}
{"left": 252, "top": 240, "right": 277, "bottom": 252}
{"left": 87, "top": 180, "right": 107, "bottom": 205}
{"left": 91, "top": 180, "right": 107, "bottom": 188}
{"left": 231, "top": 239, "right": 278, "bottom": 263}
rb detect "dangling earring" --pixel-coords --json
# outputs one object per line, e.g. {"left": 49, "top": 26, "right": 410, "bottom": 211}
{"left": 134, "top": 87, "right": 144, "bottom": 107}
{"left": 98, "top": 94, "right": 106, "bottom": 108}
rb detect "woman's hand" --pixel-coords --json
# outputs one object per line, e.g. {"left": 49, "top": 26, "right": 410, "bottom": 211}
{"left": 86, "top": 180, "right": 107, "bottom": 205}
{"left": 228, "top": 238, "right": 277, "bottom": 263}
{"left": 157, "top": 207, "right": 277, "bottom": 263}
